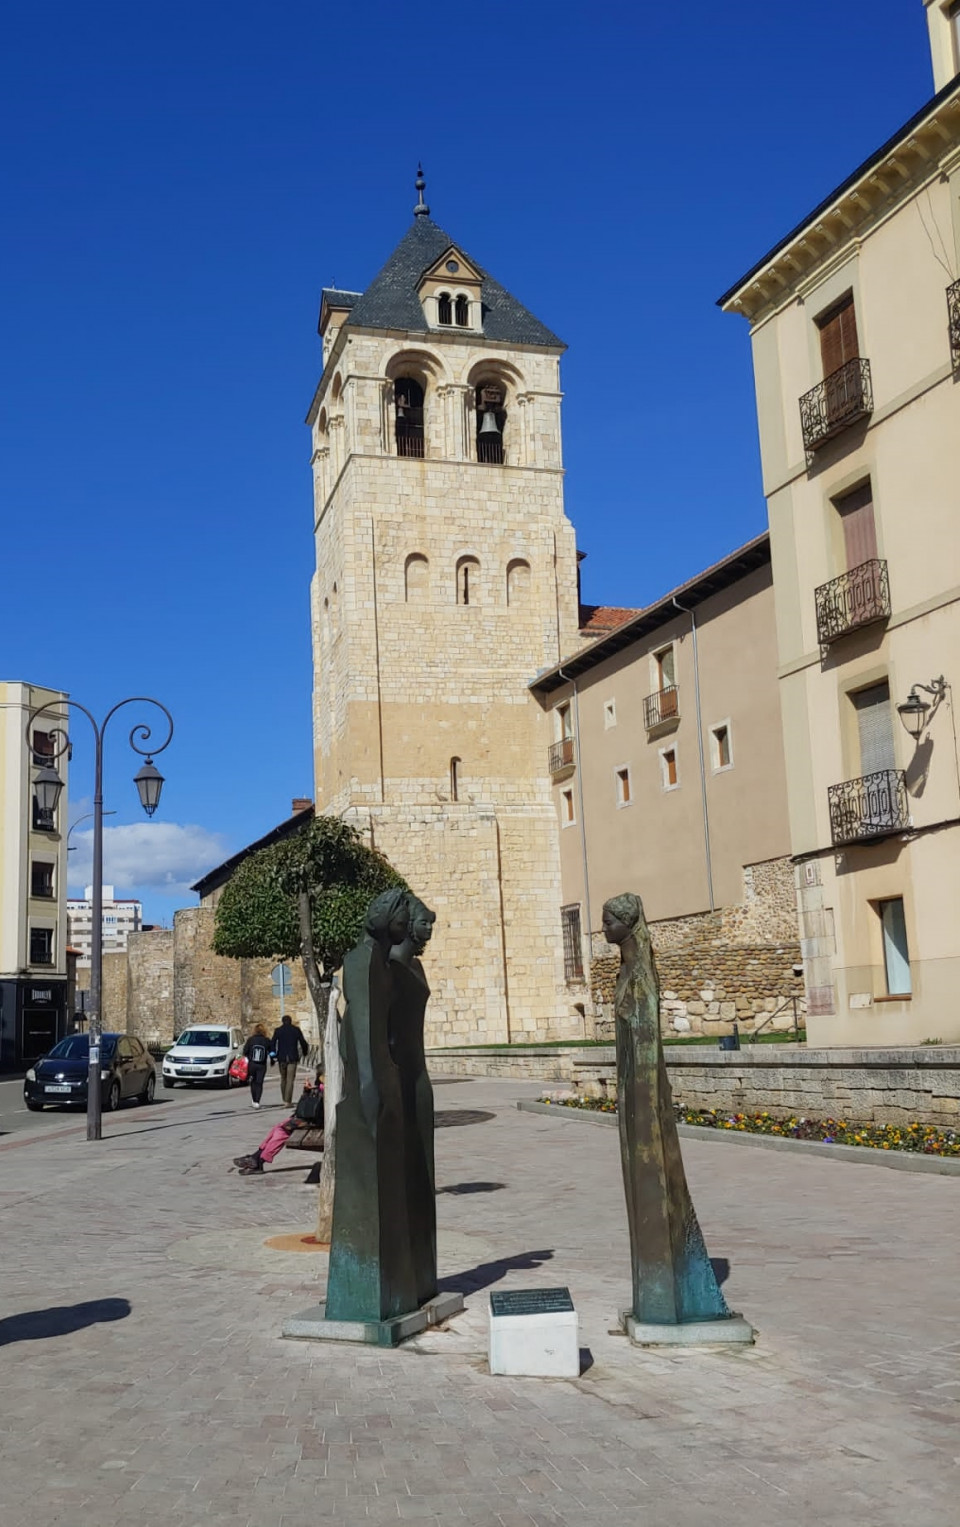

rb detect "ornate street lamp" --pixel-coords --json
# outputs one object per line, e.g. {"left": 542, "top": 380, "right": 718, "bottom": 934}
{"left": 896, "top": 676, "right": 947, "bottom": 741}
{"left": 27, "top": 697, "right": 174, "bottom": 1141}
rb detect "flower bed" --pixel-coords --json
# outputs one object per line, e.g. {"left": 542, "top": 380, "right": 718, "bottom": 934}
{"left": 539, "top": 1096, "right": 960, "bottom": 1157}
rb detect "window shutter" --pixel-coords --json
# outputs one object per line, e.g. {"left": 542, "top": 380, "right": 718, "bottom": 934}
{"left": 818, "top": 295, "right": 859, "bottom": 377}
{"left": 838, "top": 483, "right": 878, "bottom": 569}
{"left": 854, "top": 683, "right": 895, "bottom": 775}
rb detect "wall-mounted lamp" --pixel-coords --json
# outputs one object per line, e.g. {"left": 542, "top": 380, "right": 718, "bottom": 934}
{"left": 896, "top": 676, "right": 947, "bottom": 740}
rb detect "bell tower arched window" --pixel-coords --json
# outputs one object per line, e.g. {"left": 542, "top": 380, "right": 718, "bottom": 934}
{"left": 456, "top": 556, "right": 480, "bottom": 606}
{"left": 395, "top": 377, "right": 425, "bottom": 458}
{"left": 438, "top": 292, "right": 452, "bottom": 326}
{"left": 476, "top": 384, "right": 505, "bottom": 465}
{"left": 506, "top": 558, "right": 531, "bottom": 605}
{"left": 455, "top": 294, "right": 469, "bottom": 327}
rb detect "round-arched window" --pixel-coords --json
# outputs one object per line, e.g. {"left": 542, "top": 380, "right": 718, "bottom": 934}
{"left": 455, "top": 294, "right": 469, "bottom": 327}
{"left": 438, "top": 292, "right": 452, "bottom": 326}
{"left": 475, "top": 383, "right": 506, "bottom": 465}
{"left": 395, "top": 377, "right": 425, "bottom": 458}
{"left": 456, "top": 556, "right": 480, "bottom": 606}
{"left": 506, "top": 558, "right": 531, "bottom": 605}
{"left": 405, "top": 553, "right": 429, "bottom": 602}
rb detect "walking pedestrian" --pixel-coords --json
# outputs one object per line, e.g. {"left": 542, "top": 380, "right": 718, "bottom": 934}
{"left": 243, "top": 1023, "right": 270, "bottom": 1108}
{"left": 271, "top": 1013, "right": 309, "bottom": 1106}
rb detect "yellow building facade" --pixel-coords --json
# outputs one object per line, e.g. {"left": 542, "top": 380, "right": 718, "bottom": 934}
{"left": 721, "top": 16, "right": 960, "bottom": 1043}
{"left": 307, "top": 181, "right": 583, "bottom": 1044}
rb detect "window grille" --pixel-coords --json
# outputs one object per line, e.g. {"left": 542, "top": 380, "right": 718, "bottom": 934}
{"left": 561, "top": 905, "right": 584, "bottom": 981}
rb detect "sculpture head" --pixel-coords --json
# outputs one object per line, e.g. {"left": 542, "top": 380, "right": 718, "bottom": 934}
{"left": 365, "top": 886, "right": 410, "bottom": 946}
{"left": 602, "top": 893, "right": 644, "bottom": 947}
{"left": 406, "top": 895, "right": 436, "bottom": 956}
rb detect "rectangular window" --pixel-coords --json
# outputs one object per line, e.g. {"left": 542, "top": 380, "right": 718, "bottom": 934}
{"left": 556, "top": 702, "right": 573, "bottom": 740}
{"left": 560, "top": 788, "right": 576, "bottom": 827}
{"left": 817, "top": 293, "right": 859, "bottom": 377}
{"left": 32, "top": 729, "right": 55, "bottom": 766}
{"left": 835, "top": 481, "right": 877, "bottom": 570}
{"left": 878, "top": 897, "right": 911, "bottom": 996}
{"left": 853, "top": 682, "right": 895, "bottom": 776}
{"left": 29, "top": 927, "right": 54, "bottom": 965}
{"left": 615, "top": 766, "right": 632, "bottom": 807}
{"left": 653, "top": 645, "right": 676, "bottom": 690}
{"left": 31, "top": 862, "right": 54, "bottom": 899}
{"left": 560, "top": 904, "right": 584, "bottom": 981}
{"left": 603, "top": 699, "right": 617, "bottom": 730}
{"left": 710, "top": 723, "right": 732, "bottom": 770}
{"left": 660, "top": 747, "right": 678, "bottom": 790}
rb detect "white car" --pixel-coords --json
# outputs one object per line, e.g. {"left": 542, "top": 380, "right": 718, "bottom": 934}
{"left": 162, "top": 1025, "right": 244, "bottom": 1089}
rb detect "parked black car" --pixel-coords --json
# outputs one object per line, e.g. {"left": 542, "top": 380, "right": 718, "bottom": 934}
{"left": 24, "top": 1033, "right": 156, "bottom": 1112}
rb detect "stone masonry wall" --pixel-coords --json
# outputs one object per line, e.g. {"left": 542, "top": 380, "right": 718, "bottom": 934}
{"left": 173, "top": 907, "right": 316, "bottom": 1043}
{"left": 590, "top": 856, "right": 802, "bottom": 1037}
{"left": 426, "top": 1044, "right": 960, "bottom": 1129}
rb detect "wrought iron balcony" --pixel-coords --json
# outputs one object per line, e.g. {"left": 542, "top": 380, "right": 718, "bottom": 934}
{"left": 799, "top": 358, "right": 873, "bottom": 454}
{"left": 815, "top": 559, "right": 890, "bottom": 645}
{"left": 949, "top": 279, "right": 960, "bottom": 372}
{"left": 828, "top": 769, "right": 909, "bottom": 847}
{"left": 643, "top": 685, "right": 679, "bottom": 731}
{"left": 548, "top": 737, "right": 575, "bottom": 777}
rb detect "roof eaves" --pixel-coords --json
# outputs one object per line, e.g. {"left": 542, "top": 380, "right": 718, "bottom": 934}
{"left": 190, "top": 806, "right": 314, "bottom": 897}
{"left": 530, "top": 533, "right": 771, "bottom": 695}
{"left": 717, "top": 76, "right": 960, "bottom": 310}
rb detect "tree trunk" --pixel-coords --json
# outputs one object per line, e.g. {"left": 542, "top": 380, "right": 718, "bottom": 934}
{"left": 296, "top": 888, "right": 340, "bottom": 1244}
{"left": 316, "top": 978, "right": 341, "bottom": 1244}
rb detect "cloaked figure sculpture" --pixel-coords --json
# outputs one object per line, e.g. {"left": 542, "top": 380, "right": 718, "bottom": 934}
{"left": 319, "top": 888, "right": 461, "bottom": 1345}
{"left": 603, "top": 892, "right": 753, "bottom": 1344}
{"left": 389, "top": 895, "right": 438, "bottom": 1308}
{"left": 325, "top": 888, "right": 417, "bottom": 1324}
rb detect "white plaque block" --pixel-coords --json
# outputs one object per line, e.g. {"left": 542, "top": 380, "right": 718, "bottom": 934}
{"left": 488, "top": 1287, "right": 579, "bottom": 1378}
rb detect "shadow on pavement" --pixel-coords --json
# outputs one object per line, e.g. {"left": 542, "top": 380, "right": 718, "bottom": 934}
{"left": 0, "top": 1297, "right": 131, "bottom": 1347}
{"left": 437, "top": 1181, "right": 505, "bottom": 1195}
{"left": 439, "top": 1248, "right": 554, "bottom": 1295}
{"left": 435, "top": 1110, "right": 495, "bottom": 1128}
{"left": 711, "top": 1257, "right": 731, "bottom": 1286}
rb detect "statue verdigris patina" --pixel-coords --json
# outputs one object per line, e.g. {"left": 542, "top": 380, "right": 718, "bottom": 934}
{"left": 321, "top": 889, "right": 455, "bottom": 1343}
{"left": 603, "top": 892, "right": 754, "bottom": 1344}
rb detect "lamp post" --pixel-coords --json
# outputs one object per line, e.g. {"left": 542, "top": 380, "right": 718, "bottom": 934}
{"left": 26, "top": 698, "right": 173, "bottom": 1141}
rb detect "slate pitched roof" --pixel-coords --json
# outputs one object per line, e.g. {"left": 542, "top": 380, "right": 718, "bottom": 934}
{"left": 345, "top": 216, "right": 563, "bottom": 349}
{"left": 321, "top": 288, "right": 360, "bottom": 310}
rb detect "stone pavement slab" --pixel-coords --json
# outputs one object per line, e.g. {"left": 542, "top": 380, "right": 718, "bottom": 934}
{"left": 0, "top": 1076, "right": 957, "bottom": 1526}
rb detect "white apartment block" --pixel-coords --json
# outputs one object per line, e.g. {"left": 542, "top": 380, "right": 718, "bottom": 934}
{"left": 0, "top": 679, "right": 71, "bottom": 1068}
{"left": 67, "top": 886, "right": 142, "bottom": 968}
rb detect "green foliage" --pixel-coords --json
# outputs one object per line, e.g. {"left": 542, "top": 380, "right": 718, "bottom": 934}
{"left": 213, "top": 816, "right": 405, "bottom": 974}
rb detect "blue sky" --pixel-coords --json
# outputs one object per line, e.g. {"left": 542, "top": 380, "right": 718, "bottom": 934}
{"left": 0, "top": 1, "right": 936, "bottom": 921}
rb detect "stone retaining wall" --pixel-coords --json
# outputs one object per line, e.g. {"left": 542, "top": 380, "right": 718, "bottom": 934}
{"left": 426, "top": 1044, "right": 960, "bottom": 1128}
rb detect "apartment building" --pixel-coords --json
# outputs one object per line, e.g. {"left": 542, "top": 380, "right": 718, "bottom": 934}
{"left": 67, "top": 885, "right": 143, "bottom": 968}
{"left": 0, "top": 680, "right": 71, "bottom": 1068}
{"left": 719, "top": 6, "right": 960, "bottom": 1043}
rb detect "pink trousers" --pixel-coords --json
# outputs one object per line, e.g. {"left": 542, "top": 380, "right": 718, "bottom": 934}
{"left": 259, "top": 1120, "right": 294, "bottom": 1163}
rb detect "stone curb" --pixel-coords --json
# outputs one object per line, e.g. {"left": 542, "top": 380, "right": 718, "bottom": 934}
{"left": 516, "top": 1099, "right": 960, "bottom": 1176}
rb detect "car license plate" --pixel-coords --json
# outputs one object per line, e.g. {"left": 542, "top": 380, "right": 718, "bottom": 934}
{"left": 176, "top": 1067, "right": 202, "bottom": 1074}
{"left": 45, "top": 1085, "right": 71, "bottom": 1093}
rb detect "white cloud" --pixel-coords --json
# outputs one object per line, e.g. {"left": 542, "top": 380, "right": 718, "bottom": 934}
{"left": 67, "top": 821, "right": 229, "bottom": 898}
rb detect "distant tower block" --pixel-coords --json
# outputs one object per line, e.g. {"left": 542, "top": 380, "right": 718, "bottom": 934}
{"left": 306, "top": 170, "right": 582, "bottom": 1045}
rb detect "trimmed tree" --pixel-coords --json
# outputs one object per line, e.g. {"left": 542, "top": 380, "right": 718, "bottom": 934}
{"left": 213, "top": 816, "right": 405, "bottom": 1238}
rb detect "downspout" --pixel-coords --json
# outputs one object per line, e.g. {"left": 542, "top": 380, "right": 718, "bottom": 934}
{"left": 556, "top": 666, "right": 592, "bottom": 966}
{"left": 672, "top": 596, "right": 715, "bottom": 912}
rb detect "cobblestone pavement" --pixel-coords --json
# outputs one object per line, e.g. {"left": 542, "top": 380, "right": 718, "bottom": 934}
{"left": 1, "top": 1076, "right": 957, "bottom": 1526}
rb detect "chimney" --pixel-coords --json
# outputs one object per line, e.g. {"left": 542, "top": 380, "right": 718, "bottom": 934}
{"left": 292, "top": 797, "right": 313, "bottom": 815}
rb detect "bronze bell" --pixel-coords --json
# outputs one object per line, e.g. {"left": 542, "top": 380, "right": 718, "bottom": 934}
{"left": 478, "top": 409, "right": 500, "bottom": 436}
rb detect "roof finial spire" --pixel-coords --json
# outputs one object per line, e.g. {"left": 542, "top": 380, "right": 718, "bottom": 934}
{"left": 413, "top": 163, "right": 430, "bottom": 219}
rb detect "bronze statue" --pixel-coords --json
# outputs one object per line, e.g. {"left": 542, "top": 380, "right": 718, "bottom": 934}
{"left": 325, "top": 887, "right": 417, "bottom": 1323}
{"left": 390, "top": 894, "right": 438, "bottom": 1307}
{"left": 603, "top": 892, "right": 733, "bottom": 1329}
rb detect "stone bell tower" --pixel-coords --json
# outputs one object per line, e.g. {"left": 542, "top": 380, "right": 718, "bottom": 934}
{"left": 307, "top": 169, "right": 581, "bottom": 1045}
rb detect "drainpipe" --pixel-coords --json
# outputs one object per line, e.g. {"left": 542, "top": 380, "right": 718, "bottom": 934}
{"left": 672, "top": 596, "right": 715, "bottom": 912}
{"left": 556, "top": 666, "right": 592, "bottom": 966}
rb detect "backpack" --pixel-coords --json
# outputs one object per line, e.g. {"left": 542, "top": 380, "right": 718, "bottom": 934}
{"left": 248, "top": 1037, "right": 268, "bottom": 1067}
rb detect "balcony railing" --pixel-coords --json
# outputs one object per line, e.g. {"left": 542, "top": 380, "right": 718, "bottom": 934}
{"left": 548, "top": 737, "right": 575, "bottom": 776}
{"left": 815, "top": 558, "right": 890, "bottom": 644}
{"left": 949, "top": 279, "right": 960, "bottom": 371}
{"left": 799, "top": 358, "right": 873, "bottom": 454}
{"left": 828, "top": 768, "right": 909, "bottom": 846}
{"left": 643, "top": 685, "right": 679, "bottom": 731}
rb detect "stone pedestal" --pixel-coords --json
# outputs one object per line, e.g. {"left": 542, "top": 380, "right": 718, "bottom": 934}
{"left": 621, "top": 1311, "right": 755, "bottom": 1346}
{"left": 489, "top": 1308, "right": 579, "bottom": 1377}
{"left": 282, "top": 1291, "right": 464, "bottom": 1348}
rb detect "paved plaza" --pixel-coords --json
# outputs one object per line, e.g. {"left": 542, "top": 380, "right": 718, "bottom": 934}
{"left": 1, "top": 1074, "right": 958, "bottom": 1526}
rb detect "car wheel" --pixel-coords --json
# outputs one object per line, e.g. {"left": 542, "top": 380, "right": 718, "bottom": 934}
{"left": 25, "top": 1099, "right": 44, "bottom": 1112}
{"left": 162, "top": 1077, "right": 175, "bottom": 1089}
{"left": 104, "top": 1079, "right": 121, "bottom": 1113}
{"left": 139, "top": 1074, "right": 156, "bottom": 1105}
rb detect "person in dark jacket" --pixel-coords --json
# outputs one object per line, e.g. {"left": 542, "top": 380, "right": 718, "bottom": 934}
{"left": 271, "top": 1013, "right": 309, "bottom": 1106}
{"left": 243, "top": 1024, "right": 270, "bottom": 1108}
